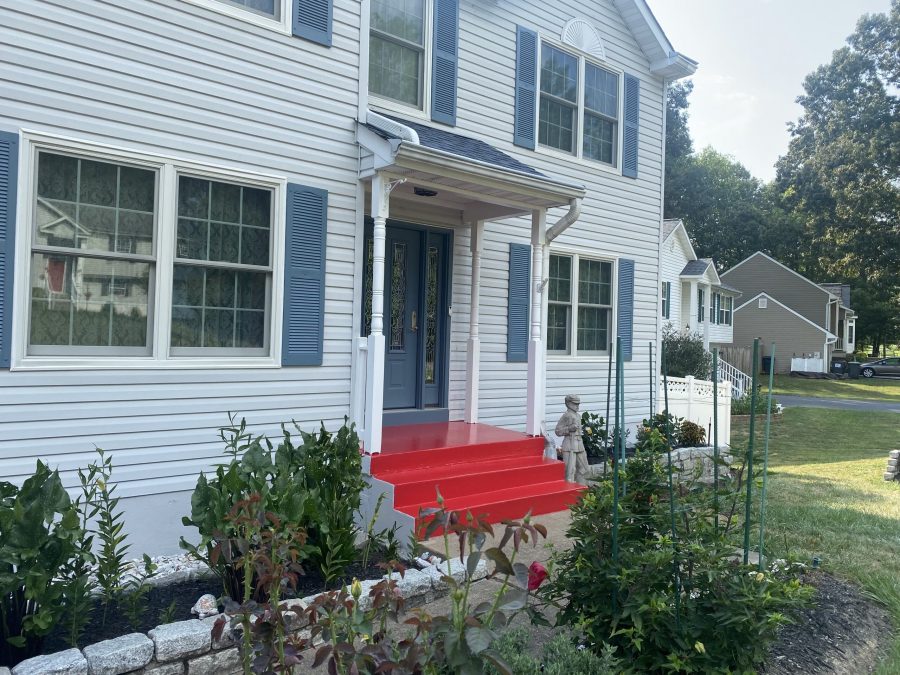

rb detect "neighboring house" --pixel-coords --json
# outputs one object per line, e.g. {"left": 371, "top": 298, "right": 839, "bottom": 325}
{"left": 659, "top": 219, "right": 741, "bottom": 351}
{"left": 721, "top": 252, "right": 857, "bottom": 374}
{"left": 0, "top": 0, "right": 694, "bottom": 552}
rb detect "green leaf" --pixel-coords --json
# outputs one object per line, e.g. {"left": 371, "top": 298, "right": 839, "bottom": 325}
{"left": 484, "top": 547, "right": 513, "bottom": 576}
{"left": 464, "top": 626, "right": 494, "bottom": 655}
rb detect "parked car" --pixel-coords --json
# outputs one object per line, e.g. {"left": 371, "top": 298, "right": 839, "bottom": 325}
{"left": 860, "top": 357, "right": 900, "bottom": 378}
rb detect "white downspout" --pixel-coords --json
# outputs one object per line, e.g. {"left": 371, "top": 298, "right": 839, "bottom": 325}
{"left": 545, "top": 198, "right": 582, "bottom": 243}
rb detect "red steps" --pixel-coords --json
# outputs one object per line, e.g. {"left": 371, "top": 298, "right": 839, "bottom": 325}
{"left": 369, "top": 422, "right": 585, "bottom": 536}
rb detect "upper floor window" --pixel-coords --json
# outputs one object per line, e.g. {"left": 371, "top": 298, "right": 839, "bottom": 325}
{"left": 183, "top": 0, "right": 292, "bottom": 32}
{"left": 217, "top": 0, "right": 280, "bottom": 18}
{"left": 548, "top": 253, "right": 613, "bottom": 356}
{"left": 24, "top": 145, "right": 279, "bottom": 363}
{"left": 718, "top": 295, "right": 733, "bottom": 326}
{"left": 538, "top": 41, "right": 620, "bottom": 166}
{"left": 370, "top": 0, "right": 428, "bottom": 109}
{"left": 697, "top": 287, "right": 705, "bottom": 323}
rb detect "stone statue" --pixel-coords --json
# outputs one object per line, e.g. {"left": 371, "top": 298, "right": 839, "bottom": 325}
{"left": 555, "top": 394, "right": 589, "bottom": 484}
{"left": 191, "top": 593, "right": 219, "bottom": 619}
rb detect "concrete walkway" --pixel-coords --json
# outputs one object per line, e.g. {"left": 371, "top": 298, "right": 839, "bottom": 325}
{"left": 777, "top": 394, "right": 900, "bottom": 414}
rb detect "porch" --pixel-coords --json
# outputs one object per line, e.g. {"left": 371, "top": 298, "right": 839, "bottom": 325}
{"left": 352, "top": 112, "right": 586, "bottom": 454}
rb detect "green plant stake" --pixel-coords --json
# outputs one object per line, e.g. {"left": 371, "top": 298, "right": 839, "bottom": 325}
{"left": 649, "top": 341, "right": 654, "bottom": 421}
{"left": 743, "top": 338, "right": 760, "bottom": 565}
{"left": 712, "top": 348, "right": 719, "bottom": 534}
{"left": 661, "top": 342, "right": 681, "bottom": 628}
{"left": 758, "top": 343, "right": 776, "bottom": 571}
{"left": 611, "top": 338, "right": 622, "bottom": 612}
{"left": 606, "top": 340, "right": 614, "bottom": 472}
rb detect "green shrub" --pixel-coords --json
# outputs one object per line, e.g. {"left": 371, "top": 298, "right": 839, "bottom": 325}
{"left": 732, "top": 390, "right": 779, "bottom": 415}
{"left": 181, "top": 417, "right": 366, "bottom": 598}
{"left": 0, "top": 463, "right": 83, "bottom": 666}
{"left": 487, "top": 628, "right": 619, "bottom": 675}
{"left": 580, "top": 411, "right": 608, "bottom": 458}
{"left": 543, "top": 429, "right": 810, "bottom": 673}
{"left": 677, "top": 420, "right": 707, "bottom": 447}
{"left": 662, "top": 327, "right": 712, "bottom": 379}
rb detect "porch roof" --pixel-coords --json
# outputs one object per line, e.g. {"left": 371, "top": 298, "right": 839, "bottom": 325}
{"left": 358, "top": 112, "right": 586, "bottom": 220}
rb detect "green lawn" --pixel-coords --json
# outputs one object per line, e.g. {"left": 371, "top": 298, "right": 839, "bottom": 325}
{"left": 772, "top": 374, "right": 900, "bottom": 402}
{"left": 731, "top": 408, "right": 900, "bottom": 674}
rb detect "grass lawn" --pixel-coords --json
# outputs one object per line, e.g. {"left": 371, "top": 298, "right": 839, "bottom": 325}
{"left": 731, "top": 407, "right": 900, "bottom": 674}
{"left": 772, "top": 374, "right": 900, "bottom": 402}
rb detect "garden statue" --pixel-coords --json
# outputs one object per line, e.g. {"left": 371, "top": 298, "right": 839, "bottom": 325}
{"left": 191, "top": 593, "right": 219, "bottom": 619}
{"left": 555, "top": 394, "right": 589, "bottom": 484}
{"left": 542, "top": 429, "right": 558, "bottom": 460}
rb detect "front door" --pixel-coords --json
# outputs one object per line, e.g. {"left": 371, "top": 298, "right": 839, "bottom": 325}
{"left": 364, "top": 222, "right": 451, "bottom": 414}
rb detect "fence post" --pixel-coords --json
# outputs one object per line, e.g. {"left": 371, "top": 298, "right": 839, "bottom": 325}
{"left": 686, "top": 375, "right": 695, "bottom": 420}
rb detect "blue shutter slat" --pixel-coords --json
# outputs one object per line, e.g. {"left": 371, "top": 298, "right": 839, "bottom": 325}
{"left": 0, "top": 131, "right": 18, "bottom": 369}
{"left": 293, "top": 0, "right": 332, "bottom": 47}
{"left": 507, "top": 243, "right": 530, "bottom": 362}
{"left": 514, "top": 26, "right": 538, "bottom": 150}
{"left": 622, "top": 73, "right": 640, "bottom": 178}
{"left": 282, "top": 183, "right": 327, "bottom": 366}
{"left": 617, "top": 258, "right": 635, "bottom": 362}
{"left": 431, "top": 0, "right": 459, "bottom": 126}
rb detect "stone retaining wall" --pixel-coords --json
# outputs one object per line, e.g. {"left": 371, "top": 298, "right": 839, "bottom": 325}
{"left": 5, "top": 558, "right": 487, "bottom": 675}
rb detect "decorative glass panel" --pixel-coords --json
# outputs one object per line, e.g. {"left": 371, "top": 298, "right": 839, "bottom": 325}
{"left": 363, "top": 237, "right": 374, "bottom": 335}
{"left": 29, "top": 253, "right": 150, "bottom": 348}
{"left": 35, "top": 152, "right": 155, "bottom": 255}
{"left": 390, "top": 242, "right": 407, "bottom": 350}
{"left": 425, "top": 246, "right": 439, "bottom": 384}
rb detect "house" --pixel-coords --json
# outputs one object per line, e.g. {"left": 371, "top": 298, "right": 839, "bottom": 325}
{"left": 0, "top": 0, "right": 694, "bottom": 553}
{"left": 659, "top": 219, "right": 741, "bottom": 351}
{"left": 721, "top": 252, "right": 857, "bottom": 374}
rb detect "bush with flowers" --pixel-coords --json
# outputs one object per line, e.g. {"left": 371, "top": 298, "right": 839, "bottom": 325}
{"left": 541, "top": 428, "right": 812, "bottom": 673}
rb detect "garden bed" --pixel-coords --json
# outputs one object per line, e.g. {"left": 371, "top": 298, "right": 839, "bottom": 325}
{"left": 764, "top": 571, "right": 892, "bottom": 675}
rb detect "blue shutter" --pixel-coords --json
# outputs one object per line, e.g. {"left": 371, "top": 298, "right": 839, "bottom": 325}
{"left": 617, "top": 258, "right": 634, "bottom": 362}
{"left": 282, "top": 183, "right": 327, "bottom": 366}
{"left": 507, "top": 243, "right": 530, "bottom": 362}
{"left": 293, "top": 0, "right": 332, "bottom": 47}
{"left": 431, "top": 0, "right": 459, "bottom": 126}
{"left": 0, "top": 131, "right": 17, "bottom": 369}
{"left": 514, "top": 26, "right": 538, "bottom": 150}
{"left": 622, "top": 73, "right": 640, "bottom": 178}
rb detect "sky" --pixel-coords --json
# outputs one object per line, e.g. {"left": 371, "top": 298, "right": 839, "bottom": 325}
{"left": 646, "top": 0, "right": 892, "bottom": 181}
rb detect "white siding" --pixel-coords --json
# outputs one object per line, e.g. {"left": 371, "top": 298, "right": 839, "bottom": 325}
{"left": 660, "top": 232, "right": 690, "bottom": 331}
{"left": 0, "top": 0, "right": 363, "bottom": 511}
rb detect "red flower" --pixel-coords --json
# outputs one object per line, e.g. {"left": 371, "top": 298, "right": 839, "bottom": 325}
{"left": 527, "top": 561, "right": 548, "bottom": 591}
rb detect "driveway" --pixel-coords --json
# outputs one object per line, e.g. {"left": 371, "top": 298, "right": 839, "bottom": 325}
{"left": 777, "top": 394, "right": 900, "bottom": 414}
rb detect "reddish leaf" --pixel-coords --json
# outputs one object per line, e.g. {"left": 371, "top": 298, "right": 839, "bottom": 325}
{"left": 313, "top": 645, "right": 333, "bottom": 668}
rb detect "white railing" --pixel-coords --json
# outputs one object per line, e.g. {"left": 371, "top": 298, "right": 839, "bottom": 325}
{"left": 717, "top": 358, "right": 752, "bottom": 399}
{"left": 661, "top": 375, "right": 732, "bottom": 446}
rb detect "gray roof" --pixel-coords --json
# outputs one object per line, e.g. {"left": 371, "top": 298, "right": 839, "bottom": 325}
{"left": 680, "top": 259, "right": 711, "bottom": 276}
{"left": 662, "top": 219, "right": 682, "bottom": 241}
{"left": 369, "top": 115, "right": 544, "bottom": 177}
{"left": 820, "top": 283, "right": 851, "bottom": 308}
{"left": 715, "top": 282, "right": 742, "bottom": 295}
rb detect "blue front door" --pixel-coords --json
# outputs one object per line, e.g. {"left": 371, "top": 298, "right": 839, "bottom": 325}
{"left": 384, "top": 228, "right": 422, "bottom": 409}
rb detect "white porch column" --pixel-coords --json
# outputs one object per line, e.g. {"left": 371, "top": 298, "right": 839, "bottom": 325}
{"left": 465, "top": 220, "right": 485, "bottom": 423}
{"left": 364, "top": 173, "right": 390, "bottom": 454}
{"left": 687, "top": 280, "right": 699, "bottom": 333}
{"left": 526, "top": 209, "right": 547, "bottom": 436}
{"left": 702, "top": 284, "right": 711, "bottom": 350}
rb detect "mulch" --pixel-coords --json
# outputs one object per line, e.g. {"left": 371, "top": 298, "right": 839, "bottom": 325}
{"left": 763, "top": 571, "right": 893, "bottom": 674}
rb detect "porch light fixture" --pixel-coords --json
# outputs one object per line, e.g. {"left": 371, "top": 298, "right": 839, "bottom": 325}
{"left": 414, "top": 187, "right": 438, "bottom": 197}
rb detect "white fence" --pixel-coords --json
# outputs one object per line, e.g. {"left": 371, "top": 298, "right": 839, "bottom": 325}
{"left": 791, "top": 356, "right": 825, "bottom": 373}
{"left": 661, "top": 376, "right": 732, "bottom": 447}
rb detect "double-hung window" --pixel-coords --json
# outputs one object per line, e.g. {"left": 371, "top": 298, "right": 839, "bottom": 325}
{"left": 661, "top": 281, "right": 671, "bottom": 319}
{"left": 184, "top": 0, "right": 291, "bottom": 32}
{"left": 719, "top": 295, "right": 733, "bottom": 326}
{"left": 697, "top": 288, "right": 705, "bottom": 324}
{"left": 548, "top": 253, "right": 614, "bottom": 356}
{"left": 24, "top": 143, "right": 279, "bottom": 365}
{"left": 538, "top": 42, "right": 620, "bottom": 167}
{"left": 369, "top": 0, "right": 428, "bottom": 109}
{"left": 710, "top": 292, "right": 719, "bottom": 324}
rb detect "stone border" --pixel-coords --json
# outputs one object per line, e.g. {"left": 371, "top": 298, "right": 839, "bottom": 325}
{"left": 8, "top": 558, "right": 488, "bottom": 675}
{"left": 884, "top": 449, "right": 899, "bottom": 482}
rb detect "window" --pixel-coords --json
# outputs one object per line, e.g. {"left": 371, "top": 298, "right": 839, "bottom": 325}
{"left": 661, "top": 281, "right": 671, "bottom": 319}
{"left": 215, "top": 0, "right": 280, "bottom": 18}
{"left": 718, "top": 295, "right": 733, "bottom": 326}
{"left": 23, "top": 144, "right": 279, "bottom": 364}
{"left": 709, "top": 292, "right": 718, "bottom": 324}
{"left": 538, "top": 41, "right": 620, "bottom": 166}
{"left": 848, "top": 323, "right": 854, "bottom": 345}
{"left": 759, "top": 297, "right": 768, "bottom": 309}
{"left": 183, "top": 0, "right": 291, "bottom": 32}
{"left": 697, "top": 288, "right": 705, "bottom": 323}
{"left": 548, "top": 253, "right": 613, "bottom": 356}
{"left": 369, "top": 0, "right": 427, "bottom": 108}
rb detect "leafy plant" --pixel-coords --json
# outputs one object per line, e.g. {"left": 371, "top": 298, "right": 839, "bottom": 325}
{"left": 360, "top": 492, "right": 403, "bottom": 570}
{"left": 543, "top": 430, "right": 811, "bottom": 673}
{"left": 159, "top": 599, "right": 178, "bottom": 625}
{"left": 677, "top": 420, "right": 707, "bottom": 447}
{"left": 662, "top": 327, "right": 712, "bottom": 380}
{"left": 119, "top": 555, "right": 158, "bottom": 630}
{"left": 487, "top": 628, "right": 619, "bottom": 675}
{"left": 579, "top": 411, "right": 608, "bottom": 459}
{"left": 732, "top": 390, "right": 779, "bottom": 415}
{"left": 0, "top": 463, "right": 83, "bottom": 666}
{"left": 181, "top": 417, "right": 365, "bottom": 599}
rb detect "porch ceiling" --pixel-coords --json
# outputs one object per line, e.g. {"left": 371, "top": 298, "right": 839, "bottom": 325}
{"left": 358, "top": 115, "right": 585, "bottom": 221}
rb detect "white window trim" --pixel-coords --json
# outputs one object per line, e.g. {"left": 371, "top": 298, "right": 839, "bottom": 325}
{"left": 534, "top": 35, "right": 625, "bottom": 176}
{"left": 367, "top": 0, "right": 434, "bottom": 122}
{"left": 12, "top": 131, "right": 287, "bottom": 371}
{"left": 181, "top": 0, "right": 292, "bottom": 35}
{"left": 546, "top": 246, "right": 618, "bottom": 362}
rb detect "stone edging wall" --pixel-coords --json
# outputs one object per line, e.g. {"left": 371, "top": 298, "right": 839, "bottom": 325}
{"left": 884, "top": 450, "right": 899, "bottom": 481}
{"left": 4, "top": 557, "right": 488, "bottom": 675}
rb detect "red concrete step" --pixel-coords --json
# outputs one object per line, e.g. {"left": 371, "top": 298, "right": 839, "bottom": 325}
{"left": 382, "top": 456, "right": 567, "bottom": 508}
{"left": 400, "top": 480, "right": 584, "bottom": 533}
